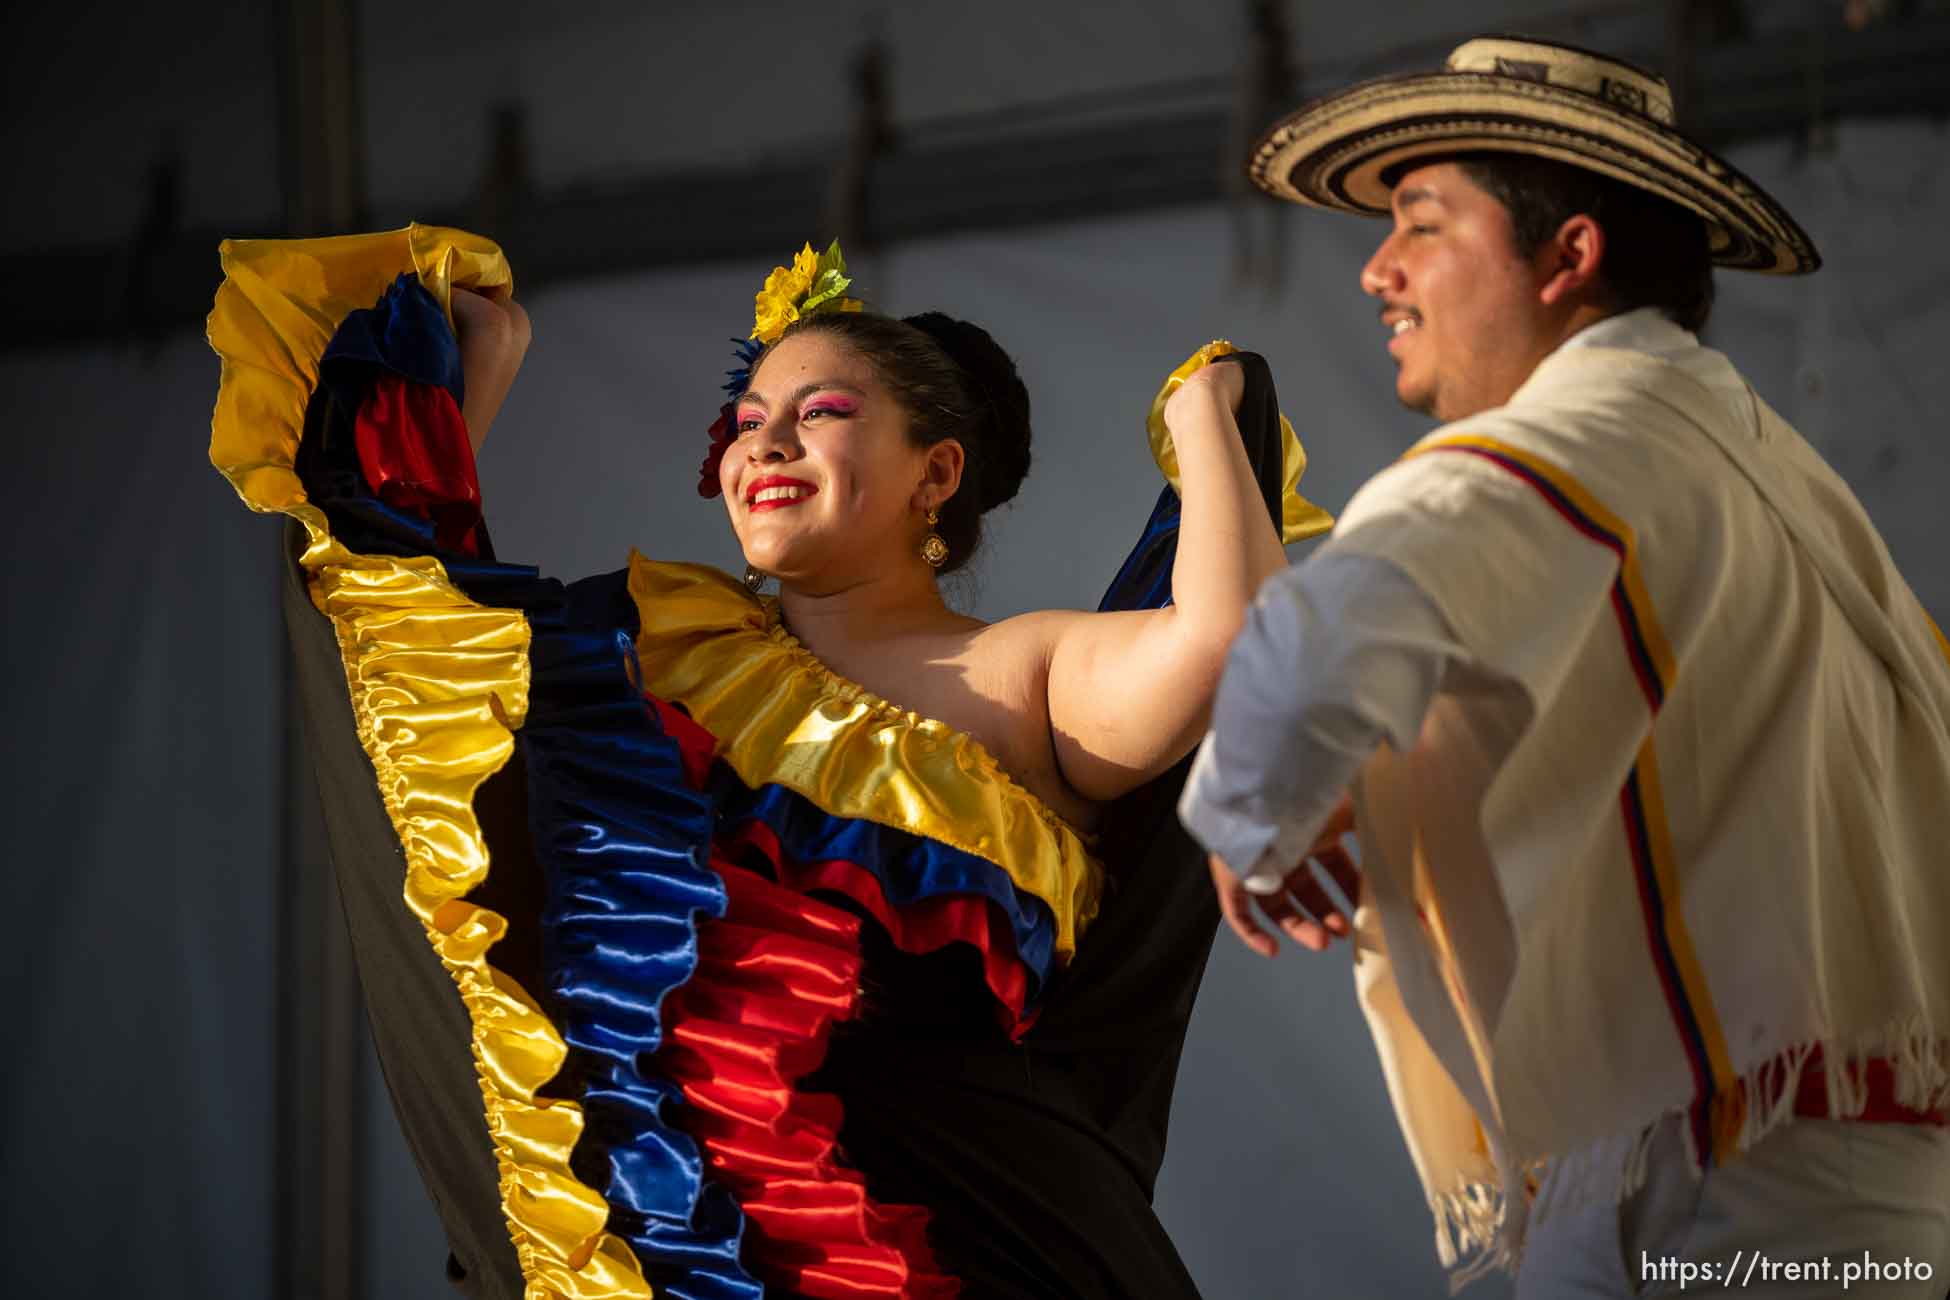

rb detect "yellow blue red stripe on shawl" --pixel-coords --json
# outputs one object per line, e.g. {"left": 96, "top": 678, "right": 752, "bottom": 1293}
{"left": 1409, "top": 433, "right": 1744, "bottom": 1165}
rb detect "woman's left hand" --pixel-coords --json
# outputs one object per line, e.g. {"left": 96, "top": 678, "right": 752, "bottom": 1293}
{"left": 1161, "top": 356, "right": 1245, "bottom": 433}
{"left": 1044, "top": 350, "right": 1282, "bottom": 803}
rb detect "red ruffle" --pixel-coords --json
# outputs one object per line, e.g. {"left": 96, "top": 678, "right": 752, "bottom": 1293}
{"left": 720, "top": 821, "right": 1033, "bottom": 1034}
{"left": 648, "top": 698, "right": 1035, "bottom": 1033}
{"left": 653, "top": 696, "right": 719, "bottom": 789}
{"left": 353, "top": 373, "right": 485, "bottom": 556}
{"left": 660, "top": 862, "right": 959, "bottom": 1298}
{"left": 648, "top": 696, "right": 959, "bottom": 1295}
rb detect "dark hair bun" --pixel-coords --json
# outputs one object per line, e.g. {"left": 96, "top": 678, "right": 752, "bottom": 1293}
{"left": 903, "top": 312, "right": 1033, "bottom": 512}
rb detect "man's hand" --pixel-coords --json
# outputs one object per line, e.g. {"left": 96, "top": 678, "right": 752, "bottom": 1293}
{"left": 1209, "top": 792, "right": 1361, "bottom": 957}
{"left": 452, "top": 286, "right": 532, "bottom": 452}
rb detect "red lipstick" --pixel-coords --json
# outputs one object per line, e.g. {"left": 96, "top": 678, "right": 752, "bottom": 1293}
{"left": 744, "top": 474, "right": 818, "bottom": 511}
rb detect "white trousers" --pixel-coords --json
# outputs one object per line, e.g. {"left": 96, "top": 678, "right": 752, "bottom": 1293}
{"left": 1515, "top": 1115, "right": 1950, "bottom": 1298}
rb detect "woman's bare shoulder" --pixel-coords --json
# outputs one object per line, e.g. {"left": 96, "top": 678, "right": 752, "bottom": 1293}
{"left": 923, "top": 611, "right": 1102, "bottom": 829}
{"left": 978, "top": 605, "right": 1151, "bottom": 675}
{"left": 974, "top": 606, "right": 1099, "bottom": 655}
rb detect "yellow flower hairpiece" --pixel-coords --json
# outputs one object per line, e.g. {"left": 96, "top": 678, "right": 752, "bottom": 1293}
{"left": 702, "top": 239, "right": 867, "bottom": 498}
{"left": 750, "top": 239, "right": 863, "bottom": 344}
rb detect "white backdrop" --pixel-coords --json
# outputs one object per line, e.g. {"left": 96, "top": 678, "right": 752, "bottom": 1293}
{"left": 3, "top": 116, "right": 1946, "bottom": 1299}
{"left": 0, "top": 333, "right": 283, "bottom": 1297}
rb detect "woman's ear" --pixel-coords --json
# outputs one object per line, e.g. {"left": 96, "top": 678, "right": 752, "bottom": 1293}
{"left": 917, "top": 439, "right": 966, "bottom": 512}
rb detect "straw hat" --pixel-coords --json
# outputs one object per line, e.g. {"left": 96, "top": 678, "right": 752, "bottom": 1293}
{"left": 1248, "top": 35, "right": 1820, "bottom": 274}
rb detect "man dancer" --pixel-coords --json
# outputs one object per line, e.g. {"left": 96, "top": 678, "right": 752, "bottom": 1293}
{"left": 1179, "top": 36, "right": 1950, "bottom": 1297}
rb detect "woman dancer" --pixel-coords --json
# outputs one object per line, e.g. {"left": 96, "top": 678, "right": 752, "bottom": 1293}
{"left": 208, "top": 229, "right": 1330, "bottom": 1298}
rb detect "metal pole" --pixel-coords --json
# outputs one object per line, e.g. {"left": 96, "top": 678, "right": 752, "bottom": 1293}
{"left": 271, "top": 0, "right": 369, "bottom": 1295}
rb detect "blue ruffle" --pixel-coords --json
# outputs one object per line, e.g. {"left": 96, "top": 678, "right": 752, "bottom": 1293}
{"left": 322, "top": 271, "right": 466, "bottom": 404}
{"left": 300, "top": 277, "right": 496, "bottom": 566}
{"left": 300, "top": 278, "right": 763, "bottom": 1297}
{"left": 712, "top": 777, "right": 1058, "bottom": 997}
{"left": 511, "top": 568, "right": 762, "bottom": 1300}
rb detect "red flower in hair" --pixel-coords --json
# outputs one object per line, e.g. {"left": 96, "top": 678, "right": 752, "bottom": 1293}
{"left": 698, "top": 402, "right": 736, "bottom": 498}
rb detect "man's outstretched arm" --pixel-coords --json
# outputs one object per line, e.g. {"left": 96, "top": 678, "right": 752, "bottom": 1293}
{"left": 1178, "top": 549, "right": 1462, "bottom": 955}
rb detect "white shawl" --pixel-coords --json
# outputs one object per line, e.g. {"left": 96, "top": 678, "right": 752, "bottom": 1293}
{"left": 1331, "top": 332, "right": 1950, "bottom": 1281}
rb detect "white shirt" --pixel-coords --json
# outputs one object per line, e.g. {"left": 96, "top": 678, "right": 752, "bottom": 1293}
{"left": 1177, "top": 305, "right": 1950, "bottom": 1280}
{"left": 1178, "top": 309, "right": 1699, "bottom": 887}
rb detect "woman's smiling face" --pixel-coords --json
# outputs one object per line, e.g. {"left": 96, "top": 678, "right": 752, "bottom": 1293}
{"left": 720, "top": 330, "right": 932, "bottom": 590}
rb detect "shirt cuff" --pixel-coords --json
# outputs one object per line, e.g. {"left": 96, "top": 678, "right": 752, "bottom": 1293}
{"left": 1176, "top": 549, "right": 1461, "bottom": 883}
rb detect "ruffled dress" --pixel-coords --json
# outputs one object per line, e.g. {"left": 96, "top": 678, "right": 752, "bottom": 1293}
{"left": 207, "top": 226, "right": 1328, "bottom": 1299}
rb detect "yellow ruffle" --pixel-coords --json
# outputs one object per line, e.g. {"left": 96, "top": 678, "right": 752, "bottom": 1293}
{"left": 1145, "top": 340, "right": 1335, "bottom": 545}
{"left": 207, "top": 227, "right": 654, "bottom": 1300}
{"left": 626, "top": 556, "right": 1104, "bottom": 959}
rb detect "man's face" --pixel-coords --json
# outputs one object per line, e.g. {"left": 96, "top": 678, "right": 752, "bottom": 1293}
{"left": 1360, "top": 160, "right": 1561, "bottom": 423}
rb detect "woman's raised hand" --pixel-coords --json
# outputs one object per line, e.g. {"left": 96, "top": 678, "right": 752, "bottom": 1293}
{"left": 1161, "top": 356, "right": 1246, "bottom": 432}
{"left": 1042, "top": 350, "right": 1285, "bottom": 805}
{"left": 452, "top": 286, "right": 532, "bottom": 451}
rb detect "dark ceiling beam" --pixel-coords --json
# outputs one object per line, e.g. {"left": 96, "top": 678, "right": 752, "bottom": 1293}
{"left": 10, "top": 11, "right": 1950, "bottom": 351}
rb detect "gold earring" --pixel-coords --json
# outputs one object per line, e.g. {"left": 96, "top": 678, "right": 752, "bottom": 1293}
{"left": 920, "top": 508, "right": 948, "bottom": 569}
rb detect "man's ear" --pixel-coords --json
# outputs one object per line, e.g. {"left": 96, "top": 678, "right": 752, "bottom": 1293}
{"left": 1538, "top": 213, "right": 1606, "bottom": 307}
{"left": 917, "top": 438, "right": 966, "bottom": 512}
